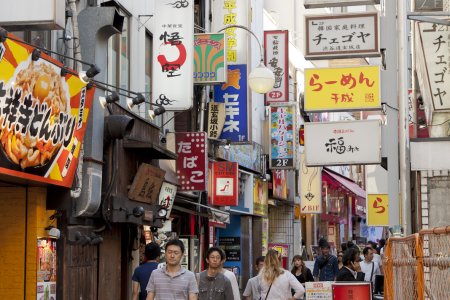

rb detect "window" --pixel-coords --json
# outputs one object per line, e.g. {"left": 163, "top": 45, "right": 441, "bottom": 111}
{"left": 107, "top": 10, "right": 130, "bottom": 103}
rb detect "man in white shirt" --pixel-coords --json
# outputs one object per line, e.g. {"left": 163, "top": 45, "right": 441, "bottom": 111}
{"left": 360, "top": 247, "right": 381, "bottom": 286}
{"left": 243, "top": 256, "right": 265, "bottom": 300}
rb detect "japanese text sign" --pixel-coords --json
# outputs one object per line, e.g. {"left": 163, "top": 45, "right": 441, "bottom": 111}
{"left": 175, "top": 132, "right": 207, "bottom": 191}
{"left": 253, "top": 177, "right": 268, "bottom": 216}
{"left": 332, "top": 282, "right": 372, "bottom": 300}
{"left": 194, "top": 33, "right": 227, "bottom": 84}
{"left": 153, "top": 0, "right": 194, "bottom": 110}
{"left": 304, "top": 120, "right": 381, "bottom": 166}
{"left": 211, "top": 161, "right": 238, "bottom": 206}
{"left": 214, "top": 64, "right": 248, "bottom": 142}
{"left": 270, "top": 104, "right": 296, "bottom": 169}
{"left": 306, "top": 13, "right": 379, "bottom": 59}
{"left": 264, "top": 30, "right": 289, "bottom": 104}
{"left": 207, "top": 102, "right": 226, "bottom": 139}
{"left": 158, "top": 182, "right": 177, "bottom": 218}
{"left": 304, "top": 0, "right": 379, "bottom": 8}
{"left": 367, "top": 194, "right": 388, "bottom": 226}
{"left": 300, "top": 154, "right": 322, "bottom": 214}
{"left": 417, "top": 22, "right": 450, "bottom": 110}
{"left": 304, "top": 66, "right": 381, "bottom": 112}
{"left": 212, "top": 0, "right": 249, "bottom": 65}
{"left": 0, "top": 33, "right": 94, "bottom": 187}
{"left": 305, "top": 282, "right": 332, "bottom": 300}
{"left": 272, "top": 170, "right": 288, "bottom": 200}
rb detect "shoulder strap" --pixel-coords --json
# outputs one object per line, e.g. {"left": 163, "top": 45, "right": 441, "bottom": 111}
{"left": 265, "top": 282, "right": 273, "bottom": 300}
{"left": 369, "top": 262, "right": 374, "bottom": 282}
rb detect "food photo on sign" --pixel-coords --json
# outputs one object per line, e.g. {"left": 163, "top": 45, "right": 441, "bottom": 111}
{"left": 0, "top": 32, "right": 94, "bottom": 187}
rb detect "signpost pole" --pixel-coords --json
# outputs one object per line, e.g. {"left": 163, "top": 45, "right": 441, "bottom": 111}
{"left": 381, "top": 0, "right": 401, "bottom": 234}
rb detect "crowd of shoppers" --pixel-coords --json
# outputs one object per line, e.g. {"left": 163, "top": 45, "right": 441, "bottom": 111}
{"left": 131, "top": 237, "right": 385, "bottom": 299}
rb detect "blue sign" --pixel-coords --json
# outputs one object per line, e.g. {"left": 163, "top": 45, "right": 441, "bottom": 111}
{"left": 214, "top": 64, "right": 248, "bottom": 142}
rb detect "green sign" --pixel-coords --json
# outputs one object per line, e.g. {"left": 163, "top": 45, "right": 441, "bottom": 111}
{"left": 193, "top": 33, "right": 227, "bottom": 84}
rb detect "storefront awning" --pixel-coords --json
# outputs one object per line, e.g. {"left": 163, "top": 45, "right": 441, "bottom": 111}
{"left": 323, "top": 168, "right": 366, "bottom": 199}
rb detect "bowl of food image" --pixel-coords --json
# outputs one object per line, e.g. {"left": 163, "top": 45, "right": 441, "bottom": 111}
{"left": 0, "top": 54, "right": 71, "bottom": 177}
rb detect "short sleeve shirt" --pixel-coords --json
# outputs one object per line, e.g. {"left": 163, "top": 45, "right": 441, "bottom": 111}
{"left": 132, "top": 262, "right": 159, "bottom": 300}
{"left": 146, "top": 266, "right": 199, "bottom": 299}
{"left": 243, "top": 276, "right": 261, "bottom": 300}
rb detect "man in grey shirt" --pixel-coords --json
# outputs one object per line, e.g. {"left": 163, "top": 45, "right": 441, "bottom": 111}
{"left": 197, "top": 247, "right": 234, "bottom": 300}
{"left": 146, "top": 239, "right": 198, "bottom": 300}
{"left": 243, "top": 256, "right": 265, "bottom": 300}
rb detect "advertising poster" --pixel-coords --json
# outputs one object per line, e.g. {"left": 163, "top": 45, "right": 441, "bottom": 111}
{"left": 194, "top": 33, "right": 227, "bottom": 84}
{"left": 212, "top": 0, "right": 249, "bottom": 64}
{"left": 37, "top": 238, "right": 56, "bottom": 300}
{"left": 332, "top": 282, "right": 372, "bottom": 300}
{"left": 211, "top": 161, "right": 239, "bottom": 206}
{"left": 264, "top": 30, "right": 289, "bottom": 104}
{"left": 304, "top": 66, "right": 381, "bottom": 112}
{"left": 158, "top": 182, "right": 177, "bottom": 218}
{"left": 214, "top": 64, "right": 248, "bottom": 142}
{"left": 219, "top": 237, "right": 241, "bottom": 261}
{"left": 175, "top": 132, "right": 208, "bottom": 191}
{"left": 262, "top": 217, "right": 269, "bottom": 256}
{"left": 152, "top": 0, "right": 194, "bottom": 110}
{"left": 253, "top": 177, "right": 268, "bottom": 216}
{"left": 0, "top": 33, "right": 95, "bottom": 187}
{"left": 300, "top": 154, "right": 322, "bottom": 214}
{"left": 270, "top": 104, "right": 296, "bottom": 169}
{"left": 272, "top": 169, "right": 288, "bottom": 200}
{"left": 306, "top": 281, "right": 333, "bottom": 300}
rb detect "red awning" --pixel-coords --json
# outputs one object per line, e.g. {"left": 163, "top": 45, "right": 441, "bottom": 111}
{"left": 323, "top": 168, "right": 366, "bottom": 199}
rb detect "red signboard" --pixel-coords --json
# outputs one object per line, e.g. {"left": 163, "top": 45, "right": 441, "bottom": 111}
{"left": 175, "top": 132, "right": 207, "bottom": 191}
{"left": 332, "top": 282, "right": 371, "bottom": 300}
{"left": 0, "top": 33, "right": 95, "bottom": 187}
{"left": 272, "top": 169, "right": 288, "bottom": 200}
{"left": 211, "top": 161, "right": 238, "bottom": 206}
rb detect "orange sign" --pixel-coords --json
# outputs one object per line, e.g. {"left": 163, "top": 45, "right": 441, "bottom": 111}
{"left": 0, "top": 33, "right": 95, "bottom": 187}
{"left": 367, "top": 194, "right": 388, "bottom": 226}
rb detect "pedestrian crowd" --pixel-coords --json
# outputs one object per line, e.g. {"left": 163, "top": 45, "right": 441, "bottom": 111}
{"left": 131, "top": 237, "right": 385, "bottom": 300}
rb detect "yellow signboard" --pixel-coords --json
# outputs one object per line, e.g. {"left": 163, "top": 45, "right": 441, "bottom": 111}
{"left": 367, "top": 194, "right": 388, "bottom": 226}
{"left": 304, "top": 66, "right": 381, "bottom": 112}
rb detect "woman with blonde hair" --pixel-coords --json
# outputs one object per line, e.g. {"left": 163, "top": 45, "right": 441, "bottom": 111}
{"left": 258, "top": 249, "right": 305, "bottom": 300}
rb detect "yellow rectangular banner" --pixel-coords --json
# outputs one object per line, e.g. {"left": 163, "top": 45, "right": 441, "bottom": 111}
{"left": 367, "top": 194, "right": 388, "bottom": 226}
{"left": 304, "top": 66, "right": 381, "bottom": 112}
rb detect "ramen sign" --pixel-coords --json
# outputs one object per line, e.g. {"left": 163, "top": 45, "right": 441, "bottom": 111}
{"left": 0, "top": 33, "right": 95, "bottom": 187}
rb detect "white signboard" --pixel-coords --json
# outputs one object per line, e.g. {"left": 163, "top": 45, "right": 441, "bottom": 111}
{"left": 304, "top": 0, "right": 380, "bottom": 8}
{"left": 304, "top": 120, "right": 381, "bottom": 166}
{"left": 305, "top": 281, "right": 333, "bottom": 300}
{"left": 305, "top": 13, "right": 379, "bottom": 59}
{"left": 417, "top": 22, "right": 450, "bottom": 111}
{"left": 300, "top": 154, "right": 322, "bottom": 214}
{"left": 264, "top": 30, "right": 289, "bottom": 104}
{"left": 212, "top": 0, "right": 249, "bottom": 65}
{"left": 158, "top": 182, "right": 177, "bottom": 218}
{"left": 153, "top": 0, "right": 194, "bottom": 110}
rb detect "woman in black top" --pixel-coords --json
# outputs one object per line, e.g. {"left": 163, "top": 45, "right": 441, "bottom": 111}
{"left": 291, "top": 255, "right": 314, "bottom": 285}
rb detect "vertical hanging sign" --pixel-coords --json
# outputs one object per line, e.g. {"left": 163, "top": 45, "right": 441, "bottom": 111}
{"left": 153, "top": 0, "right": 194, "bottom": 110}
{"left": 264, "top": 30, "right": 289, "bottom": 104}
{"left": 269, "top": 104, "right": 296, "bottom": 169}
{"left": 214, "top": 64, "right": 248, "bottom": 142}
{"left": 300, "top": 154, "right": 322, "bottom": 214}
{"left": 212, "top": 0, "right": 249, "bottom": 65}
{"left": 194, "top": 33, "right": 227, "bottom": 84}
{"left": 176, "top": 132, "right": 208, "bottom": 191}
{"left": 211, "top": 161, "right": 239, "bottom": 206}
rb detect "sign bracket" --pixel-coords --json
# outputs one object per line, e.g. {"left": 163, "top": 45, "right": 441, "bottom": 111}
{"left": 407, "top": 12, "right": 450, "bottom": 26}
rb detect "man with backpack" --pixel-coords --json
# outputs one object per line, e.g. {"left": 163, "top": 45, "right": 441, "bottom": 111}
{"left": 312, "top": 238, "right": 339, "bottom": 281}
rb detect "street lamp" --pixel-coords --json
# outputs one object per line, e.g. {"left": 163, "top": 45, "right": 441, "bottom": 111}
{"left": 217, "top": 25, "right": 275, "bottom": 94}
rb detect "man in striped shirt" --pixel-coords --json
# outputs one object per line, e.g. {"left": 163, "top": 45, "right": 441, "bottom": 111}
{"left": 146, "top": 239, "right": 198, "bottom": 300}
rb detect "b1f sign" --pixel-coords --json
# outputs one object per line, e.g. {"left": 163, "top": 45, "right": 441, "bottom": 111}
{"left": 300, "top": 154, "right": 322, "bottom": 214}
{"left": 264, "top": 30, "right": 289, "bottom": 104}
{"left": 152, "top": 0, "right": 194, "bottom": 110}
{"left": 304, "top": 120, "right": 381, "bottom": 166}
